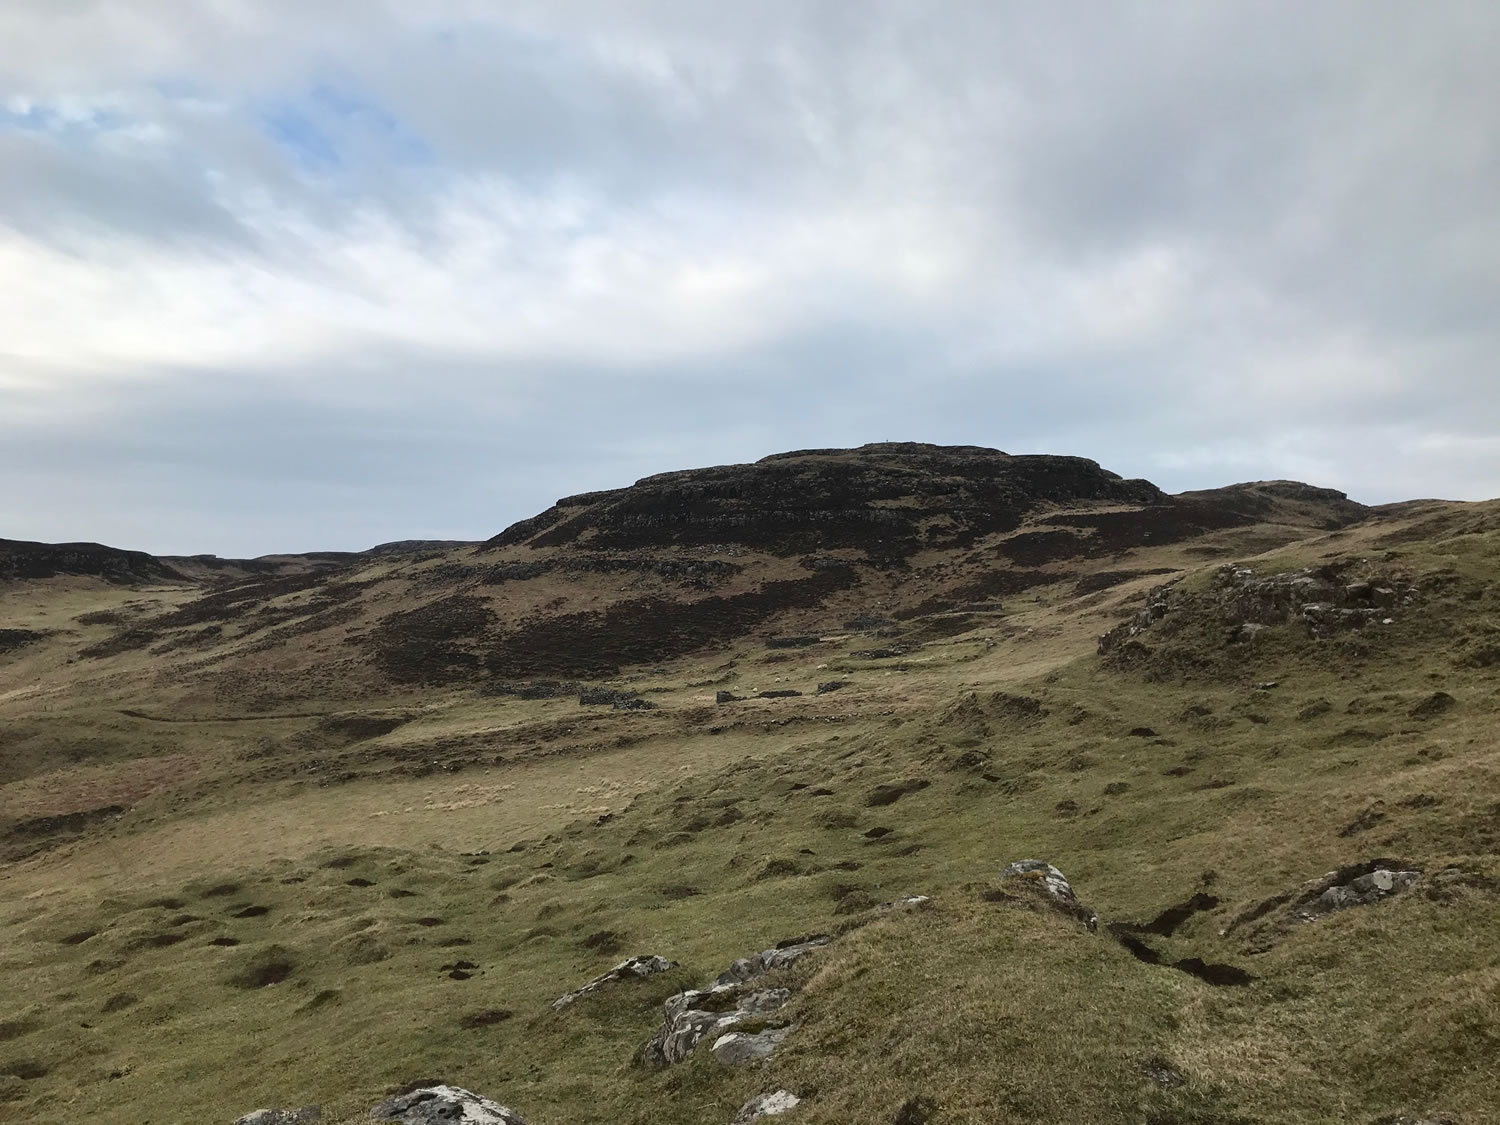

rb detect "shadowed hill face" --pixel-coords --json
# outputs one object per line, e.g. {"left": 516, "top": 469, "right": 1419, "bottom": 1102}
{"left": 0, "top": 538, "right": 187, "bottom": 584}
{"left": 487, "top": 444, "right": 1167, "bottom": 555}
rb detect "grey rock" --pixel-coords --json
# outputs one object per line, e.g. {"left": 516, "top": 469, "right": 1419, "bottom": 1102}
{"left": 641, "top": 934, "right": 836, "bottom": 1066}
{"left": 369, "top": 1085, "right": 526, "bottom": 1124}
{"left": 874, "top": 895, "right": 931, "bottom": 914}
{"left": 716, "top": 690, "right": 743, "bottom": 704}
{"left": 235, "top": 1110, "right": 320, "bottom": 1125}
{"left": 997, "top": 860, "right": 1098, "bottom": 930}
{"left": 641, "top": 985, "right": 793, "bottom": 1066}
{"left": 711, "top": 1025, "right": 794, "bottom": 1065}
{"left": 1227, "top": 859, "right": 1425, "bottom": 949}
{"left": 1097, "top": 579, "right": 1179, "bottom": 654}
{"left": 1103, "top": 564, "right": 1419, "bottom": 655}
{"left": 613, "top": 696, "right": 658, "bottom": 711}
{"left": 815, "top": 681, "right": 848, "bottom": 694}
{"left": 733, "top": 1090, "right": 802, "bottom": 1123}
{"left": 715, "top": 936, "right": 832, "bottom": 987}
{"left": 552, "top": 954, "right": 678, "bottom": 1010}
{"left": 1297, "top": 866, "right": 1421, "bottom": 921}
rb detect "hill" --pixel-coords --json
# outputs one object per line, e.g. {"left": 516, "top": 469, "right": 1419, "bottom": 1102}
{"left": 0, "top": 444, "right": 1495, "bottom": 1125}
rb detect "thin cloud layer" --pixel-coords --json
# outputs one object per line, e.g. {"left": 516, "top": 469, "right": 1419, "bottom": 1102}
{"left": 2, "top": 2, "right": 1496, "bottom": 555}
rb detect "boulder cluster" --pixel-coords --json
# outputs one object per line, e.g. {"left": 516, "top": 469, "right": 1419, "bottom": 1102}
{"left": 639, "top": 934, "right": 832, "bottom": 1068}
{"left": 1211, "top": 564, "right": 1416, "bottom": 638}
{"left": 1099, "top": 563, "right": 1418, "bottom": 655}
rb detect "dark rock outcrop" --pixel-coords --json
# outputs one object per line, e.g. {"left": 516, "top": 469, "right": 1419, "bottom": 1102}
{"left": 0, "top": 537, "right": 184, "bottom": 584}
{"left": 1100, "top": 562, "right": 1418, "bottom": 659}
{"left": 487, "top": 444, "right": 1165, "bottom": 558}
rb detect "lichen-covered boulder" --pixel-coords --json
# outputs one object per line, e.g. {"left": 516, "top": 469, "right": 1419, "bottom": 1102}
{"left": 641, "top": 933, "right": 835, "bottom": 1067}
{"left": 1226, "top": 859, "right": 1425, "bottom": 950}
{"left": 733, "top": 1091, "right": 802, "bottom": 1123}
{"left": 715, "top": 936, "right": 831, "bottom": 987}
{"left": 711, "top": 1026, "right": 794, "bottom": 1066}
{"left": 641, "top": 986, "right": 791, "bottom": 1066}
{"left": 369, "top": 1085, "right": 526, "bottom": 1124}
{"left": 234, "top": 1110, "right": 320, "bottom": 1125}
{"left": 995, "top": 860, "right": 1098, "bottom": 930}
{"left": 552, "top": 954, "right": 677, "bottom": 1009}
{"left": 875, "top": 895, "right": 931, "bottom": 915}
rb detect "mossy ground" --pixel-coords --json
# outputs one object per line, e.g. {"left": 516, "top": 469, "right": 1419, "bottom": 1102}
{"left": 2, "top": 507, "right": 1498, "bottom": 1123}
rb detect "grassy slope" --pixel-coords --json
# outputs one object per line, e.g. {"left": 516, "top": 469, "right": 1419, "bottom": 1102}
{"left": 1, "top": 506, "right": 1498, "bottom": 1123}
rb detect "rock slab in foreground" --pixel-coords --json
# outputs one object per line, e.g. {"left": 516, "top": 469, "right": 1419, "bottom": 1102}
{"left": 369, "top": 1085, "right": 527, "bottom": 1125}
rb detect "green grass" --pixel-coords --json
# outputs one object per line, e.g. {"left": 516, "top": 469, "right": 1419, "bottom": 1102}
{"left": 2, "top": 514, "right": 1499, "bottom": 1123}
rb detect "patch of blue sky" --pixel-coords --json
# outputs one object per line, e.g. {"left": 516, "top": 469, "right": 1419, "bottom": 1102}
{"left": 0, "top": 101, "right": 127, "bottom": 135}
{"left": 256, "top": 82, "right": 434, "bottom": 174}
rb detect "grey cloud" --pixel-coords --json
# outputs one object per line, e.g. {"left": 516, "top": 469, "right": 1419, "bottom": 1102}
{"left": 2, "top": 1, "right": 1498, "bottom": 553}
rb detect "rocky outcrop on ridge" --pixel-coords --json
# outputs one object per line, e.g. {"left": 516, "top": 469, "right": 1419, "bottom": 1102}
{"left": 1099, "top": 561, "right": 1420, "bottom": 657}
{"left": 487, "top": 444, "right": 1166, "bottom": 557}
{"left": 0, "top": 537, "right": 186, "bottom": 584}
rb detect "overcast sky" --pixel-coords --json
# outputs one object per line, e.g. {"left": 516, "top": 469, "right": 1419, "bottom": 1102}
{"left": 2, "top": 2, "right": 1497, "bottom": 556}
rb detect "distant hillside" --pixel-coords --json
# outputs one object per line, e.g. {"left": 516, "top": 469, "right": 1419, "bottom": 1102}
{"left": 0, "top": 537, "right": 186, "bottom": 584}
{"left": 1, "top": 444, "right": 1387, "bottom": 709}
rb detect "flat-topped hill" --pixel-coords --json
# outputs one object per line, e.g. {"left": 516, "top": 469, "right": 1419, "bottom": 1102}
{"left": 490, "top": 443, "right": 1170, "bottom": 555}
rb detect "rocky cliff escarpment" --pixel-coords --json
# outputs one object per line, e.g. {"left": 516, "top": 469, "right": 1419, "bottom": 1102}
{"left": 487, "top": 444, "right": 1166, "bottom": 557}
